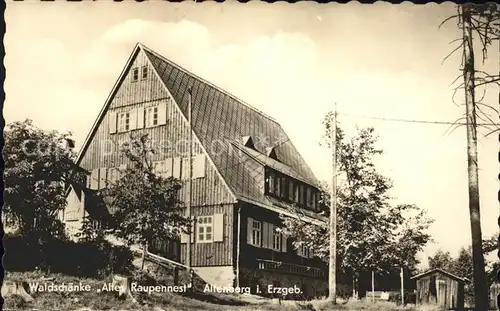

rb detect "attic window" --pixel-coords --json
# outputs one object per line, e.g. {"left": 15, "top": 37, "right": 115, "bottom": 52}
{"left": 132, "top": 68, "right": 139, "bottom": 82}
{"left": 242, "top": 136, "right": 256, "bottom": 149}
{"left": 266, "top": 147, "right": 279, "bottom": 161}
{"left": 141, "top": 66, "right": 148, "bottom": 80}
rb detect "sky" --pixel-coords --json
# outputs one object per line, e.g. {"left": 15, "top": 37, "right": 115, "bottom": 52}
{"left": 5, "top": 2, "right": 499, "bottom": 267}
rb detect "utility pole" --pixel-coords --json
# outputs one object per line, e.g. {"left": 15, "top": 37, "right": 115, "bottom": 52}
{"left": 371, "top": 270, "right": 375, "bottom": 302}
{"left": 461, "top": 5, "right": 489, "bottom": 311}
{"left": 400, "top": 267, "right": 404, "bottom": 305}
{"left": 328, "top": 104, "right": 337, "bottom": 304}
{"left": 186, "top": 87, "right": 193, "bottom": 273}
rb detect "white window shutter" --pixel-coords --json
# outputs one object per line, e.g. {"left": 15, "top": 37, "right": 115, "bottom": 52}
{"left": 180, "top": 231, "right": 188, "bottom": 243}
{"left": 129, "top": 109, "right": 137, "bottom": 130}
{"left": 109, "top": 112, "right": 117, "bottom": 134}
{"left": 173, "top": 157, "right": 181, "bottom": 178}
{"left": 247, "top": 217, "right": 253, "bottom": 245}
{"left": 164, "top": 158, "right": 173, "bottom": 177}
{"left": 144, "top": 107, "right": 152, "bottom": 128}
{"left": 180, "top": 221, "right": 194, "bottom": 243}
{"left": 98, "top": 167, "right": 107, "bottom": 189}
{"left": 262, "top": 222, "right": 270, "bottom": 248}
{"left": 181, "top": 158, "right": 188, "bottom": 180}
{"left": 90, "top": 169, "right": 99, "bottom": 190}
{"left": 281, "top": 235, "right": 287, "bottom": 253}
{"left": 213, "top": 213, "right": 224, "bottom": 242}
{"left": 269, "top": 224, "right": 276, "bottom": 249}
{"left": 158, "top": 101, "right": 167, "bottom": 125}
{"left": 193, "top": 154, "right": 206, "bottom": 178}
{"left": 137, "top": 107, "right": 145, "bottom": 129}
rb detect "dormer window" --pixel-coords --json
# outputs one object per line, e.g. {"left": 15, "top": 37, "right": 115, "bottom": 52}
{"left": 264, "top": 167, "right": 320, "bottom": 211}
{"left": 266, "top": 147, "right": 279, "bottom": 161}
{"left": 132, "top": 68, "right": 139, "bottom": 82}
{"left": 242, "top": 136, "right": 256, "bottom": 149}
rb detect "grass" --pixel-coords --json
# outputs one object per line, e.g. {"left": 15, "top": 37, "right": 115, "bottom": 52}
{"left": 3, "top": 271, "right": 446, "bottom": 311}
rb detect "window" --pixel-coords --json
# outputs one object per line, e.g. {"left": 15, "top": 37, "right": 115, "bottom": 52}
{"left": 132, "top": 68, "right": 139, "bottom": 82}
{"left": 197, "top": 216, "right": 213, "bottom": 243}
{"left": 297, "top": 244, "right": 312, "bottom": 258}
{"left": 299, "top": 185, "right": 305, "bottom": 205}
{"left": 294, "top": 183, "right": 299, "bottom": 203}
{"left": 145, "top": 107, "right": 159, "bottom": 127}
{"left": 272, "top": 228, "right": 282, "bottom": 251}
{"left": 288, "top": 180, "right": 294, "bottom": 201}
{"left": 118, "top": 112, "right": 130, "bottom": 132}
{"left": 141, "top": 66, "right": 148, "bottom": 80}
{"left": 274, "top": 175, "right": 281, "bottom": 196}
{"left": 280, "top": 177, "right": 287, "bottom": 198}
{"left": 267, "top": 172, "right": 275, "bottom": 194}
{"left": 306, "top": 188, "right": 312, "bottom": 208}
{"left": 250, "top": 220, "right": 262, "bottom": 246}
{"left": 312, "top": 192, "right": 317, "bottom": 210}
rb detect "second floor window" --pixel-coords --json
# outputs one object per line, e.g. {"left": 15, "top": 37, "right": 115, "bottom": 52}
{"left": 267, "top": 173, "right": 275, "bottom": 194}
{"left": 145, "top": 107, "right": 159, "bottom": 127}
{"left": 306, "top": 187, "right": 312, "bottom": 208}
{"left": 118, "top": 112, "right": 130, "bottom": 132}
{"left": 197, "top": 216, "right": 213, "bottom": 243}
{"left": 288, "top": 180, "right": 294, "bottom": 201}
{"left": 141, "top": 66, "right": 148, "bottom": 80}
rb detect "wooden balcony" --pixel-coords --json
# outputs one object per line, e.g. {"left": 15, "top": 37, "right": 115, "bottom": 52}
{"left": 256, "top": 259, "right": 325, "bottom": 279}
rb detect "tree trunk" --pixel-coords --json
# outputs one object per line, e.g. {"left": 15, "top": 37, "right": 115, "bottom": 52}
{"left": 352, "top": 277, "right": 355, "bottom": 299}
{"left": 461, "top": 5, "right": 489, "bottom": 311}
{"left": 352, "top": 277, "right": 358, "bottom": 300}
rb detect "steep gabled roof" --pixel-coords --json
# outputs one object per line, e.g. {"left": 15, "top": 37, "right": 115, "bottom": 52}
{"left": 74, "top": 43, "right": 325, "bottom": 225}
{"left": 141, "top": 44, "right": 319, "bottom": 187}
{"left": 411, "top": 268, "right": 469, "bottom": 283}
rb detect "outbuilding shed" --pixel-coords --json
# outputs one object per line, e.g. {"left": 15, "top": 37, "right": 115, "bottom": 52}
{"left": 411, "top": 268, "right": 468, "bottom": 310}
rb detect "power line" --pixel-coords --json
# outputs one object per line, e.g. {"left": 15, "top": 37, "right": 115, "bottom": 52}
{"left": 338, "top": 112, "right": 500, "bottom": 126}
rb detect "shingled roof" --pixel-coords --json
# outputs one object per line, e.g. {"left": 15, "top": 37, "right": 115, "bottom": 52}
{"left": 141, "top": 45, "right": 320, "bottom": 198}
{"left": 76, "top": 43, "right": 324, "bottom": 224}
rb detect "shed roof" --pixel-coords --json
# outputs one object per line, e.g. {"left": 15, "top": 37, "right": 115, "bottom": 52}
{"left": 411, "top": 268, "right": 469, "bottom": 283}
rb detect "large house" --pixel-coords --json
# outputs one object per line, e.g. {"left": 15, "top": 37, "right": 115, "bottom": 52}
{"left": 62, "top": 43, "right": 328, "bottom": 297}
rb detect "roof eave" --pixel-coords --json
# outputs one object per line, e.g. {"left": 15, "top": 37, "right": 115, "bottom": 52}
{"left": 74, "top": 43, "right": 143, "bottom": 166}
{"left": 237, "top": 196, "right": 327, "bottom": 227}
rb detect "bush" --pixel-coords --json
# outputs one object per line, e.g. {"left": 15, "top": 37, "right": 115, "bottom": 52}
{"left": 3, "top": 234, "right": 134, "bottom": 278}
{"left": 3, "top": 235, "right": 43, "bottom": 271}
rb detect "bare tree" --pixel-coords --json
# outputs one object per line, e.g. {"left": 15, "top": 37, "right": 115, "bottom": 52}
{"left": 442, "top": 4, "right": 500, "bottom": 310}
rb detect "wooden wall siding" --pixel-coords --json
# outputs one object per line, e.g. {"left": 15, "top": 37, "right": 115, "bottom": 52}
{"left": 179, "top": 203, "right": 234, "bottom": 266}
{"left": 237, "top": 202, "right": 325, "bottom": 271}
{"left": 64, "top": 187, "right": 85, "bottom": 221}
{"left": 79, "top": 48, "right": 234, "bottom": 207}
{"left": 415, "top": 272, "right": 463, "bottom": 310}
{"left": 109, "top": 50, "right": 169, "bottom": 110}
